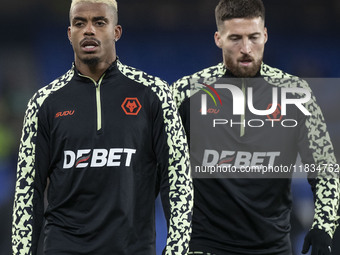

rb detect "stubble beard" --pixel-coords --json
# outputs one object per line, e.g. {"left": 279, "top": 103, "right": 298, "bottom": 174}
{"left": 226, "top": 55, "right": 263, "bottom": 77}
{"left": 81, "top": 56, "right": 100, "bottom": 67}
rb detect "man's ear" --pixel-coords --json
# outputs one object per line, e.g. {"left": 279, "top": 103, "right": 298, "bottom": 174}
{"left": 68, "top": 26, "right": 72, "bottom": 44}
{"left": 214, "top": 31, "right": 222, "bottom": 48}
{"left": 264, "top": 27, "right": 268, "bottom": 44}
{"left": 114, "top": 25, "right": 122, "bottom": 42}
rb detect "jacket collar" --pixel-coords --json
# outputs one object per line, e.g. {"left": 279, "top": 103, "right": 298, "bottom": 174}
{"left": 72, "top": 57, "right": 119, "bottom": 81}
{"left": 222, "top": 62, "right": 263, "bottom": 78}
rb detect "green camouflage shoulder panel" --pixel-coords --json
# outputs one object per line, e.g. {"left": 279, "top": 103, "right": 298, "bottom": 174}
{"left": 117, "top": 60, "right": 193, "bottom": 254}
{"left": 261, "top": 63, "right": 340, "bottom": 237}
{"left": 171, "top": 63, "right": 225, "bottom": 109}
{"left": 12, "top": 68, "right": 74, "bottom": 255}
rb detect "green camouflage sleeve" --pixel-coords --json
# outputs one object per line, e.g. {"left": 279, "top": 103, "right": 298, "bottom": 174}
{"left": 262, "top": 64, "right": 340, "bottom": 238}
{"left": 12, "top": 69, "right": 74, "bottom": 254}
{"left": 302, "top": 82, "right": 339, "bottom": 238}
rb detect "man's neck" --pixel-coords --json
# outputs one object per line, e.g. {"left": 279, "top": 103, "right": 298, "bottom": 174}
{"left": 75, "top": 58, "right": 115, "bottom": 82}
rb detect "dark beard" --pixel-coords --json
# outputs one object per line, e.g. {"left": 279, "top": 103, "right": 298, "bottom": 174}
{"left": 226, "top": 56, "right": 262, "bottom": 77}
{"left": 81, "top": 56, "right": 100, "bottom": 66}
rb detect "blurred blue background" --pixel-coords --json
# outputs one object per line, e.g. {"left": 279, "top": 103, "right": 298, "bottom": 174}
{"left": 0, "top": 0, "right": 339, "bottom": 254}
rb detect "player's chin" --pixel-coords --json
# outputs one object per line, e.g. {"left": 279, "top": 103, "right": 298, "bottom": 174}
{"left": 239, "top": 64, "right": 260, "bottom": 77}
{"left": 81, "top": 56, "right": 100, "bottom": 66}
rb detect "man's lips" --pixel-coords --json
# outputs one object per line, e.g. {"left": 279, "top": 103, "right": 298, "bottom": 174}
{"left": 80, "top": 38, "right": 100, "bottom": 52}
{"left": 239, "top": 58, "right": 253, "bottom": 67}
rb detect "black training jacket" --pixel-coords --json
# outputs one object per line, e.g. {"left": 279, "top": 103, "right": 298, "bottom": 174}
{"left": 12, "top": 59, "right": 193, "bottom": 255}
{"left": 171, "top": 62, "right": 339, "bottom": 255}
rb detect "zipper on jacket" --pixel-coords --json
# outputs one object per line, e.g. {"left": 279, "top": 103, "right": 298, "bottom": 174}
{"left": 240, "top": 78, "right": 246, "bottom": 137}
{"left": 78, "top": 73, "right": 106, "bottom": 132}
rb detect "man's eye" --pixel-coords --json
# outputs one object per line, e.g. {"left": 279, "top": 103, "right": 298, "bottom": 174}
{"left": 230, "top": 37, "right": 240, "bottom": 41}
{"left": 96, "top": 21, "right": 106, "bottom": 26}
{"left": 74, "top": 22, "right": 84, "bottom": 27}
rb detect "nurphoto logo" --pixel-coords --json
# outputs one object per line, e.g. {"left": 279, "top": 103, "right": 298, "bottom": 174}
{"left": 200, "top": 84, "right": 311, "bottom": 116}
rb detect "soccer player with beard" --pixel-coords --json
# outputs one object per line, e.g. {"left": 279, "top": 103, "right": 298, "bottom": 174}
{"left": 171, "top": 0, "right": 339, "bottom": 254}
{"left": 12, "top": 0, "right": 193, "bottom": 254}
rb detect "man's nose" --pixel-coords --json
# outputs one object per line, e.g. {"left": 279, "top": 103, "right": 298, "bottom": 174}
{"left": 84, "top": 23, "right": 95, "bottom": 35}
{"left": 240, "top": 38, "right": 251, "bottom": 54}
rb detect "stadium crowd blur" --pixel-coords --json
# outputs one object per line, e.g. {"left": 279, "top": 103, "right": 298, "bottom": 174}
{"left": 0, "top": 0, "right": 339, "bottom": 254}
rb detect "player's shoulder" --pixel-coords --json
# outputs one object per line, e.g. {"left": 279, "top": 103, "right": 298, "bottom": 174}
{"left": 116, "top": 59, "right": 176, "bottom": 110}
{"left": 28, "top": 67, "right": 75, "bottom": 109}
{"left": 172, "top": 63, "right": 225, "bottom": 91}
{"left": 116, "top": 59, "right": 168, "bottom": 88}
{"left": 170, "top": 63, "right": 225, "bottom": 108}
{"left": 261, "top": 63, "right": 310, "bottom": 89}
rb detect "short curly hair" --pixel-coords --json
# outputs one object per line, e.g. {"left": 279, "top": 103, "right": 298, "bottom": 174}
{"left": 215, "top": 0, "right": 265, "bottom": 30}
{"left": 70, "top": 0, "right": 118, "bottom": 24}
{"left": 71, "top": 0, "right": 117, "bottom": 11}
